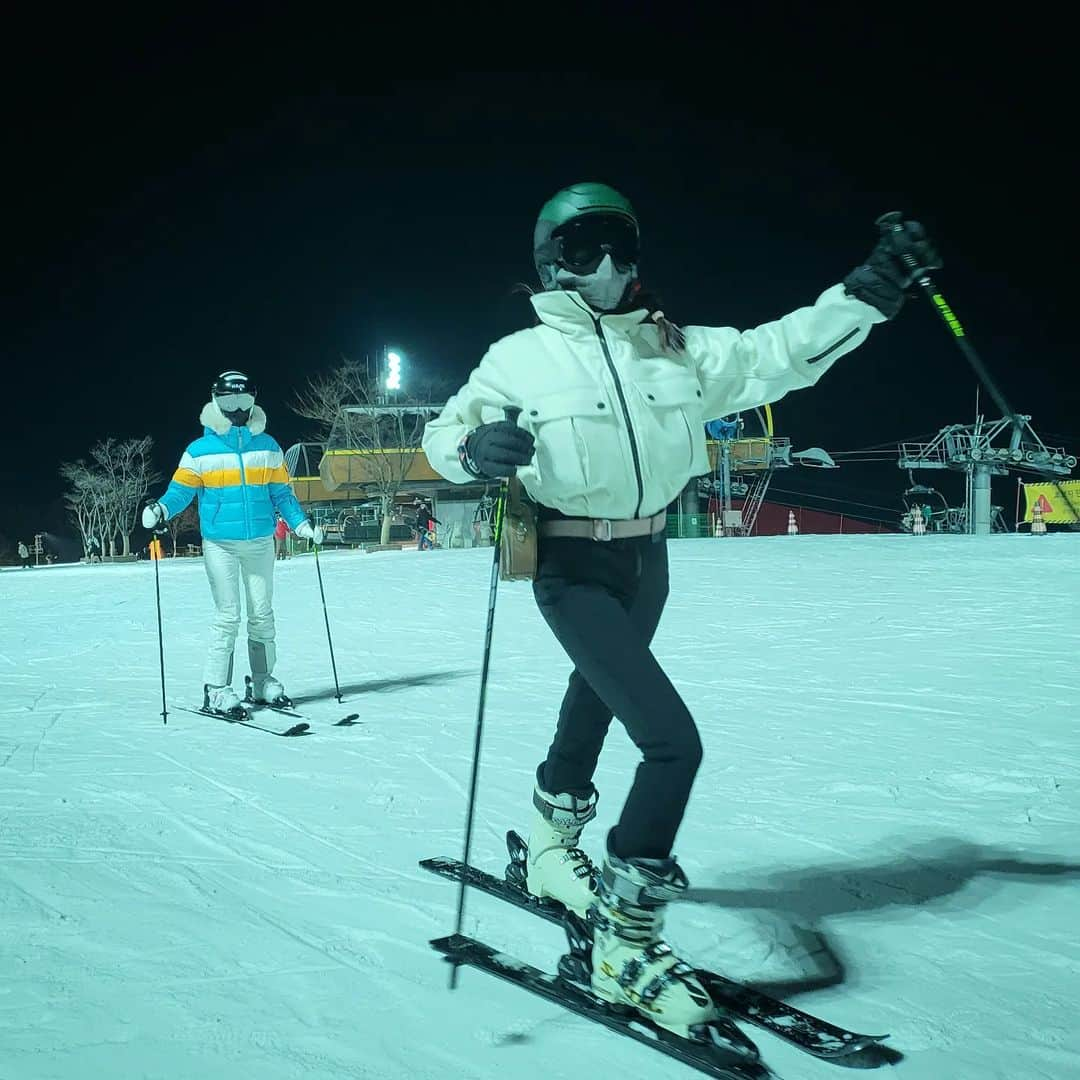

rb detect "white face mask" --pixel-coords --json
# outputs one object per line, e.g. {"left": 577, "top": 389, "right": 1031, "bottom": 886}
{"left": 555, "top": 253, "right": 636, "bottom": 312}
{"left": 213, "top": 396, "right": 253, "bottom": 427}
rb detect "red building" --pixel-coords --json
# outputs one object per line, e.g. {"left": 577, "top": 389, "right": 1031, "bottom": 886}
{"left": 735, "top": 500, "right": 896, "bottom": 536}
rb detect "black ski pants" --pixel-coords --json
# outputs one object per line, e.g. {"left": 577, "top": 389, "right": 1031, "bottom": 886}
{"left": 532, "top": 532, "right": 703, "bottom": 861}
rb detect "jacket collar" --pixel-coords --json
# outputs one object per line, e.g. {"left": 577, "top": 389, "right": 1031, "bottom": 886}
{"left": 530, "top": 290, "right": 652, "bottom": 336}
{"left": 199, "top": 401, "right": 268, "bottom": 438}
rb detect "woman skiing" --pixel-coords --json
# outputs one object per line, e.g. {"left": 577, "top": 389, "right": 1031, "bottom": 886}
{"left": 423, "top": 182, "right": 940, "bottom": 1035}
{"left": 142, "top": 371, "right": 324, "bottom": 716}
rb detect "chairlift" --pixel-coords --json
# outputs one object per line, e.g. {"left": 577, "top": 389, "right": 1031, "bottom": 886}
{"left": 790, "top": 447, "right": 837, "bottom": 469}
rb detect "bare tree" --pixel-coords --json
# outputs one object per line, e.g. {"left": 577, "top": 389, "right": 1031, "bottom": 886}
{"left": 165, "top": 501, "right": 200, "bottom": 556}
{"left": 89, "top": 437, "right": 161, "bottom": 556}
{"left": 60, "top": 461, "right": 112, "bottom": 558}
{"left": 60, "top": 438, "right": 160, "bottom": 558}
{"left": 292, "top": 360, "right": 440, "bottom": 545}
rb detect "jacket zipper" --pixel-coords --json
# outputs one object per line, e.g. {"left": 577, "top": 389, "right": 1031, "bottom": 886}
{"left": 236, "top": 430, "right": 250, "bottom": 538}
{"left": 593, "top": 315, "right": 645, "bottom": 519}
{"left": 806, "top": 328, "right": 858, "bottom": 365}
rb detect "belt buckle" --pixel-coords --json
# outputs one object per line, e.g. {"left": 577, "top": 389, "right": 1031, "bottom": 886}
{"left": 592, "top": 518, "right": 614, "bottom": 542}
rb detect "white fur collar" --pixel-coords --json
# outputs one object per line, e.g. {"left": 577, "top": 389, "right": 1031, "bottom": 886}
{"left": 200, "top": 400, "right": 268, "bottom": 436}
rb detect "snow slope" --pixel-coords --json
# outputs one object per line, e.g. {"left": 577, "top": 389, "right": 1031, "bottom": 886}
{"left": 1, "top": 534, "right": 1078, "bottom": 1080}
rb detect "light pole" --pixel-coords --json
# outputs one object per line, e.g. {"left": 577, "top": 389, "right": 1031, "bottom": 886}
{"left": 385, "top": 348, "right": 403, "bottom": 399}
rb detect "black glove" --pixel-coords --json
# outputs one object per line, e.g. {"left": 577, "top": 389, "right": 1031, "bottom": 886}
{"left": 843, "top": 219, "right": 942, "bottom": 319}
{"left": 460, "top": 420, "right": 536, "bottom": 479}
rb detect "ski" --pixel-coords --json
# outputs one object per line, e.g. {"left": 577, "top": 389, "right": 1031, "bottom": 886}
{"left": 420, "top": 840, "right": 889, "bottom": 1061}
{"left": 243, "top": 676, "right": 306, "bottom": 717}
{"left": 173, "top": 704, "right": 311, "bottom": 737}
{"left": 247, "top": 701, "right": 307, "bottom": 719}
{"left": 250, "top": 704, "right": 362, "bottom": 727}
{"left": 432, "top": 932, "right": 770, "bottom": 1080}
{"left": 242, "top": 678, "right": 360, "bottom": 726}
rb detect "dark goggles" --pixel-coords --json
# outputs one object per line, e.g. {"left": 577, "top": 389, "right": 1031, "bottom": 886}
{"left": 554, "top": 213, "right": 639, "bottom": 275}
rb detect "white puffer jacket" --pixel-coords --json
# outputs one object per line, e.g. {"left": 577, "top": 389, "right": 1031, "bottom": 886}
{"left": 423, "top": 284, "right": 886, "bottom": 520}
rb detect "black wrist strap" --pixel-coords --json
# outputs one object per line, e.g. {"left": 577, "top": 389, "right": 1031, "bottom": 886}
{"left": 458, "top": 432, "right": 488, "bottom": 479}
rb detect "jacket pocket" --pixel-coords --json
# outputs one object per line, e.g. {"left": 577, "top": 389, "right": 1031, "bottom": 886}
{"left": 633, "top": 376, "right": 709, "bottom": 479}
{"left": 519, "top": 387, "right": 616, "bottom": 505}
{"left": 200, "top": 490, "right": 222, "bottom": 526}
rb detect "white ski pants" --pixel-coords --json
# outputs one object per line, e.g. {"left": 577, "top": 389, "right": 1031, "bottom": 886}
{"left": 202, "top": 536, "right": 277, "bottom": 687}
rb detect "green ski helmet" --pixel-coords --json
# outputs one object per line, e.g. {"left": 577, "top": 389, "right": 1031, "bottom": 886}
{"left": 533, "top": 182, "right": 639, "bottom": 290}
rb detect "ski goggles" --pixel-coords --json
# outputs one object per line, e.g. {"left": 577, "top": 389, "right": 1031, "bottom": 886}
{"left": 214, "top": 392, "right": 256, "bottom": 413}
{"left": 554, "top": 213, "right": 639, "bottom": 275}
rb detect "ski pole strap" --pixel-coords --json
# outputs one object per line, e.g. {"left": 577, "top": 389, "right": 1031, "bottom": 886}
{"left": 491, "top": 405, "right": 524, "bottom": 548}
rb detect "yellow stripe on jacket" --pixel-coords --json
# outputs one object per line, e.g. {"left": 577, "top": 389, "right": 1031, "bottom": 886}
{"left": 173, "top": 449, "right": 291, "bottom": 490}
{"left": 172, "top": 466, "right": 202, "bottom": 488}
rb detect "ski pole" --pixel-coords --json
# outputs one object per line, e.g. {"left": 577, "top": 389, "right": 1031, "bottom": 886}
{"left": 313, "top": 543, "right": 342, "bottom": 703}
{"left": 152, "top": 528, "right": 169, "bottom": 724}
{"left": 449, "top": 405, "right": 521, "bottom": 990}
{"left": 877, "top": 211, "right": 1016, "bottom": 421}
{"left": 876, "top": 211, "right": 1080, "bottom": 525}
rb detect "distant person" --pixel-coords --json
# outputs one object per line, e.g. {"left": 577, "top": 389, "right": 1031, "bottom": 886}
{"left": 86, "top": 537, "right": 102, "bottom": 564}
{"left": 18, "top": 541, "right": 31, "bottom": 568}
{"left": 424, "top": 181, "right": 940, "bottom": 1036}
{"left": 413, "top": 496, "right": 438, "bottom": 550}
{"left": 141, "top": 371, "right": 324, "bottom": 717}
{"left": 274, "top": 513, "right": 290, "bottom": 560}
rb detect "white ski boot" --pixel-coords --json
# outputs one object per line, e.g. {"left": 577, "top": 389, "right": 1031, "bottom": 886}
{"left": 204, "top": 684, "right": 244, "bottom": 716}
{"left": 249, "top": 674, "right": 288, "bottom": 705}
{"left": 589, "top": 848, "right": 714, "bottom": 1036}
{"left": 523, "top": 780, "right": 599, "bottom": 916}
{"left": 247, "top": 639, "right": 291, "bottom": 706}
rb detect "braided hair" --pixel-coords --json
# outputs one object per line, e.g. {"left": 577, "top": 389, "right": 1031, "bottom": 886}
{"left": 513, "top": 280, "right": 687, "bottom": 355}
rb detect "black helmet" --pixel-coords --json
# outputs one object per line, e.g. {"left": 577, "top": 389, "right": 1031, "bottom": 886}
{"left": 212, "top": 370, "right": 258, "bottom": 398}
{"left": 212, "top": 370, "right": 257, "bottom": 426}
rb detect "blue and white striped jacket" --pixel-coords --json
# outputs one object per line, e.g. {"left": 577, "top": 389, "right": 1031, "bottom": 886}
{"left": 157, "top": 403, "right": 307, "bottom": 542}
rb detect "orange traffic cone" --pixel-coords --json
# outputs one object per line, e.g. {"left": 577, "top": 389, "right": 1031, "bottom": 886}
{"left": 1031, "top": 501, "right": 1046, "bottom": 535}
{"left": 787, "top": 510, "right": 798, "bottom": 536}
{"left": 912, "top": 505, "right": 926, "bottom": 535}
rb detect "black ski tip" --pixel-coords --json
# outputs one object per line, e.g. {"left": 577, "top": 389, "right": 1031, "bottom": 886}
{"left": 820, "top": 1032, "right": 892, "bottom": 1057}
{"left": 334, "top": 713, "right": 361, "bottom": 726}
{"left": 431, "top": 933, "right": 476, "bottom": 959}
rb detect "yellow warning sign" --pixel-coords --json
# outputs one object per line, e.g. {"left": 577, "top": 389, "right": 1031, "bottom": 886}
{"left": 1022, "top": 481, "right": 1080, "bottom": 524}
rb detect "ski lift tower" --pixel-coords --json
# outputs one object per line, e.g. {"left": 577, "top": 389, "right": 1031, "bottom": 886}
{"left": 701, "top": 406, "right": 838, "bottom": 536}
{"left": 898, "top": 416, "right": 1076, "bottom": 534}
{"left": 867, "top": 208, "right": 1079, "bottom": 536}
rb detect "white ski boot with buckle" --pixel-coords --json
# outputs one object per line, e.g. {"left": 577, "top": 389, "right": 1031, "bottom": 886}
{"left": 247, "top": 639, "right": 291, "bottom": 706}
{"left": 203, "top": 683, "right": 245, "bottom": 717}
{"left": 589, "top": 847, "right": 714, "bottom": 1036}
{"left": 521, "top": 779, "right": 599, "bottom": 916}
{"left": 249, "top": 674, "right": 288, "bottom": 704}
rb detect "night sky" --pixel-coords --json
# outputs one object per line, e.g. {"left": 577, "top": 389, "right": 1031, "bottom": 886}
{"left": 5, "top": 10, "right": 1074, "bottom": 544}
